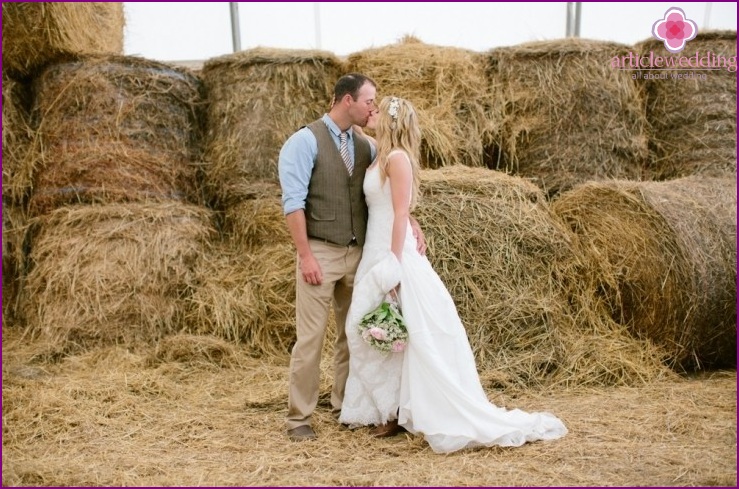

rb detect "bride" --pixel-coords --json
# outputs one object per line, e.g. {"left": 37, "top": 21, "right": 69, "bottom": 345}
{"left": 338, "top": 96, "right": 568, "bottom": 454}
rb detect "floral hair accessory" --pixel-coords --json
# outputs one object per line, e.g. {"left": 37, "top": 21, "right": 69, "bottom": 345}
{"left": 388, "top": 97, "right": 400, "bottom": 121}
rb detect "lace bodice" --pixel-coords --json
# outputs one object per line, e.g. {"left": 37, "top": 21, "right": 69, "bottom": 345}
{"left": 362, "top": 155, "right": 415, "bottom": 255}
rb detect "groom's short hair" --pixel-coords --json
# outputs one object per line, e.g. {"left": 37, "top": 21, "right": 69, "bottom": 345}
{"left": 334, "top": 73, "right": 376, "bottom": 102}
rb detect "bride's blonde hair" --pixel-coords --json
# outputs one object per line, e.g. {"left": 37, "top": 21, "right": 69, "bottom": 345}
{"left": 375, "top": 96, "right": 422, "bottom": 210}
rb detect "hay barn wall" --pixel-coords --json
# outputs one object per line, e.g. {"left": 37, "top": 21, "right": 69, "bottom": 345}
{"left": 2, "top": 77, "right": 32, "bottom": 328}
{"left": 2, "top": 76, "right": 33, "bottom": 205}
{"left": 415, "top": 167, "right": 670, "bottom": 387}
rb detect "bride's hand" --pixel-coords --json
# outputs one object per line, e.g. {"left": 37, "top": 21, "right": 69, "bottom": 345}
{"left": 387, "top": 286, "right": 400, "bottom": 304}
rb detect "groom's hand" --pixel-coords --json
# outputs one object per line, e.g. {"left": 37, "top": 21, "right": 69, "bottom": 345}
{"left": 299, "top": 253, "right": 323, "bottom": 285}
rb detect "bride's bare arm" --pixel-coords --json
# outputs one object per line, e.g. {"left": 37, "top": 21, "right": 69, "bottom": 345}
{"left": 387, "top": 152, "right": 413, "bottom": 262}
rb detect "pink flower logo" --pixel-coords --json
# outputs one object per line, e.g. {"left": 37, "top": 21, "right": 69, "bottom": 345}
{"left": 652, "top": 7, "right": 698, "bottom": 53}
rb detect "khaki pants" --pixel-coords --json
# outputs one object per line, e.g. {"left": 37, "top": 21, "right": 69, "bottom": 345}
{"left": 286, "top": 239, "right": 362, "bottom": 430}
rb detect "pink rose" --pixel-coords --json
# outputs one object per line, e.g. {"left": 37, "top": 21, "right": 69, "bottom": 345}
{"left": 368, "top": 327, "right": 387, "bottom": 341}
{"left": 391, "top": 340, "right": 406, "bottom": 353}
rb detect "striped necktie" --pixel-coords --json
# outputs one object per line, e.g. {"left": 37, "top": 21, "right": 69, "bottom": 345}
{"left": 339, "top": 132, "right": 353, "bottom": 176}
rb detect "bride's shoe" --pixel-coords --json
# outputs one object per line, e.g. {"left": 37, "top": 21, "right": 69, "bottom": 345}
{"left": 369, "top": 419, "right": 405, "bottom": 438}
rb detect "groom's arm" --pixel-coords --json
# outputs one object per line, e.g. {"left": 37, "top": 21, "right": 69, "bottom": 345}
{"left": 279, "top": 128, "right": 323, "bottom": 285}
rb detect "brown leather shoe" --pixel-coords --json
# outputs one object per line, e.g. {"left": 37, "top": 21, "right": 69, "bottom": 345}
{"left": 370, "top": 419, "right": 405, "bottom": 438}
{"left": 287, "top": 425, "right": 316, "bottom": 441}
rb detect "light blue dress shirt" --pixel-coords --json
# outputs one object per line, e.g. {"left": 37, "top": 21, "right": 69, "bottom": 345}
{"left": 278, "top": 114, "right": 376, "bottom": 215}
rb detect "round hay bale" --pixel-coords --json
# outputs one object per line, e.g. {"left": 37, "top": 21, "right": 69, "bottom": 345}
{"left": 191, "top": 243, "right": 340, "bottom": 359}
{"left": 346, "top": 37, "right": 497, "bottom": 169}
{"left": 185, "top": 248, "right": 265, "bottom": 350}
{"left": 221, "top": 181, "right": 290, "bottom": 250}
{"left": 634, "top": 31, "right": 737, "bottom": 179}
{"left": 485, "top": 39, "right": 649, "bottom": 196}
{"left": 551, "top": 176, "right": 737, "bottom": 370}
{"left": 2, "top": 200, "right": 28, "bottom": 328}
{"left": 28, "top": 55, "right": 204, "bottom": 216}
{"left": 21, "top": 202, "right": 216, "bottom": 358}
{"left": 1, "top": 2, "right": 125, "bottom": 79}
{"left": 2, "top": 76, "right": 33, "bottom": 205}
{"left": 201, "top": 47, "right": 343, "bottom": 205}
{"left": 417, "top": 166, "right": 670, "bottom": 388}
{"left": 248, "top": 243, "right": 298, "bottom": 355}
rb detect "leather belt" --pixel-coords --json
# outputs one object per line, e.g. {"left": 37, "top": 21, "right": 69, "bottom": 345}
{"left": 309, "top": 236, "right": 358, "bottom": 247}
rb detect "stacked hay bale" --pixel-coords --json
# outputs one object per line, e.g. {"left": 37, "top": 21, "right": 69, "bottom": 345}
{"left": 22, "top": 203, "right": 214, "bottom": 358}
{"left": 2, "top": 202, "right": 27, "bottom": 327}
{"left": 485, "top": 39, "right": 649, "bottom": 196}
{"left": 346, "top": 37, "right": 497, "bottom": 169}
{"left": 2, "top": 77, "right": 33, "bottom": 205}
{"left": 2, "top": 78, "right": 32, "bottom": 326}
{"left": 186, "top": 181, "right": 297, "bottom": 357}
{"left": 200, "top": 47, "right": 343, "bottom": 204}
{"left": 20, "top": 55, "right": 214, "bottom": 356}
{"left": 416, "top": 166, "right": 670, "bottom": 388}
{"left": 28, "top": 55, "right": 205, "bottom": 215}
{"left": 1, "top": 2, "right": 125, "bottom": 79}
{"left": 635, "top": 31, "right": 737, "bottom": 179}
{"left": 552, "top": 176, "right": 737, "bottom": 370}
{"left": 191, "top": 48, "right": 345, "bottom": 356}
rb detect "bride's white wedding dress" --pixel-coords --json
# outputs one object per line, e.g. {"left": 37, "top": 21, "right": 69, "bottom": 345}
{"left": 339, "top": 151, "right": 567, "bottom": 454}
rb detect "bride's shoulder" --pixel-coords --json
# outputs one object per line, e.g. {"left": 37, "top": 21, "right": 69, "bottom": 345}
{"left": 385, "top": 149, "right": 412, "bottom": 178}
{"left": 387, "top": 148, "right": 411, "bottom": 162}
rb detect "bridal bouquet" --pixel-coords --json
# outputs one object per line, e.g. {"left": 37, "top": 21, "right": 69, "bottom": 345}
{"left": 358, "top": 297, "right": 408, "bottom": 353}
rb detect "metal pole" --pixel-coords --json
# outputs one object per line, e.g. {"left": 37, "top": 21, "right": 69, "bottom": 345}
{"left": 704, "top": 2, "right": 713, "bottom": 29}
{"left": 230, "top": 2, "right": 241, "bottom": 52}
{"left": 566, "top": 2, "right": 582, "bottom": 38}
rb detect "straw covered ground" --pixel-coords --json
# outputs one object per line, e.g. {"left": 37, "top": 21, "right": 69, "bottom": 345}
{"left": 485, "top": 39, "right": 649, "bottom": 196}
{"left": 2, "top": 329, "right": 736, "bottom": 487}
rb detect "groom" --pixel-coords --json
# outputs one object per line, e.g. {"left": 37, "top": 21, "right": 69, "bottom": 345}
{"left": 278, "top": 73, "right": 378, "bottom": 441}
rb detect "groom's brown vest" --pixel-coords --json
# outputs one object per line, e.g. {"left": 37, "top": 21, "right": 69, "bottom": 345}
{"left": 304, "top": 119, "right": 372, "bottom": 246}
